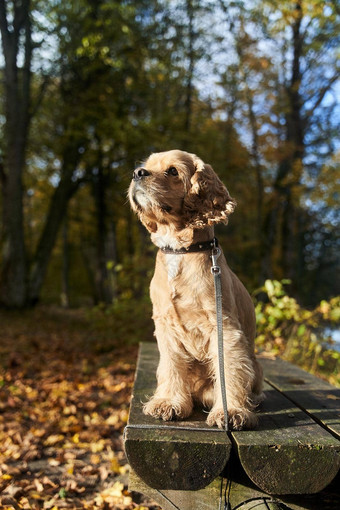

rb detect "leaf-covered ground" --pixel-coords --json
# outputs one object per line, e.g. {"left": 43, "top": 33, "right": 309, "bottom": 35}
{"left": 0, "top": 307, "right": 160, "bottom": 510}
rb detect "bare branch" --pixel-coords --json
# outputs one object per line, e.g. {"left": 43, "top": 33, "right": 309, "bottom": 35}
{"left": 305, "top": 73, "right": 340, "bottom": 118}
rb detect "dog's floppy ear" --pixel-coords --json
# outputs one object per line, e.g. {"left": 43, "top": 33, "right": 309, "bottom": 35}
{"left": 138, "top": 213, "right": 158, "bottom": 233}
{"left": 183, "top": 155, "right": 236, "bottom": 228}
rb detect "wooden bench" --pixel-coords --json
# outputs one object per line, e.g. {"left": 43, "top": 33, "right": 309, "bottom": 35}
{"left": 124, "top": 343, "right": 340, "bottom": 509}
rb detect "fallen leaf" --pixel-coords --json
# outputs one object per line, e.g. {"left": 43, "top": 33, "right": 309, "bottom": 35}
{"left": 34, "top": 478, "right": 44, "bottom": 492}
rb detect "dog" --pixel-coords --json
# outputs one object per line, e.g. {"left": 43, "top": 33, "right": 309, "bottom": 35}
{"left": 128, "top": 149, "right": 263, "bottom": 429}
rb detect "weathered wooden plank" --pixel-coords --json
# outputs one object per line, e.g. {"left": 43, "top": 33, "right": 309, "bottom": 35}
{"left": 124, "top": 342, "right": 231, "bottom": 491}
{"left": 125, "top": 343, "right": 340, "bottom": 496}
{"left": 129, "top": 468, "right": 340, "bottom": 510}
{"left": 125, "top": 426, "right": 230, "bottom": 491}
{"left": 129, "top": 468, "right": 223, "bottom": 510}
{"left": 232, "top": 380, "right": 340, "bottom": 494}
{"left": 260, "top": 357, "right": 340, "bottom": 438}
{"left": 129, "top": 469, "right": 283, "bottom": 510}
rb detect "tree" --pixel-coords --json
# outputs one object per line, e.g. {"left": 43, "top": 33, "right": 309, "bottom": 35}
{"left": 0, "top": 0, "right": 158, "bottom": 306}
{"left": 1, "top": 0, "right": 337, "bottom": 307}
{"left": 261, "top": 0, "right": 339, "bottom": 288}
{"left": 0, "top": 0, "right": 32, "bottom": 307}
{"left": 217, "top": 0, "right": 339, "bottom": 295}
{"left": 0, "top": 0, "right": 85, "bottom": 306}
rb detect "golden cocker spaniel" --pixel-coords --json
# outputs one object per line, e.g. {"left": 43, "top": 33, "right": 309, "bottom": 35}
{"left": 128, "top": 149, "right": 263, "bottom": 429}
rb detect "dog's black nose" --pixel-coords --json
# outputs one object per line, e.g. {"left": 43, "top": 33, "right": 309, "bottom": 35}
{"left": 133, "top": 167, "right": 150, "bottom": 180}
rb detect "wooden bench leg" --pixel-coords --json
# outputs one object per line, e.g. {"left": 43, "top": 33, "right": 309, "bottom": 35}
{"left": 129, "top": 469, "right": 291, "bottom": 510}
{"left": 129, "top": 468, "right": 340, "bottom": 510}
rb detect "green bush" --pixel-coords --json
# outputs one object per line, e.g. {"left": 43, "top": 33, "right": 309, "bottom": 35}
{"left": 254, "top": 280, "right": 340, "bottom": 387}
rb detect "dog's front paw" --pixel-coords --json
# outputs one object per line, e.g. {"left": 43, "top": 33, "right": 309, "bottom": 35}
{"left": 228, "top": 408, "right": 258, "bottom": 430}
{"left": 207, "top": 407, "right": 258, "bottom": 430}
{"left": 206, "top": 408, "right": 225, "bottom": 428}
{"left": 143, "top": 397, "right": 191, "bottom": 421}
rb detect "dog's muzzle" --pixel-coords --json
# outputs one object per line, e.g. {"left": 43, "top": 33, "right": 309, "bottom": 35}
{"left": 130, "top": 180, "right": 152, "bottom": 210}
{"left": 133, "top": 167, "right": 150, "bottom": 181}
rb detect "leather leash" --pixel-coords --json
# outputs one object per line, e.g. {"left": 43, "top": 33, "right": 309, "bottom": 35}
{"left": 160, "top": 236, "right": 229, "bottom": 431}
{"left": 210, "top": 239, "right": 231, "bottom": 510}
{"left": 211, "top": 239, "right": 229, "bottom": 433}
{"left": 160, "top": 236, "right": 231, "bottom": 509}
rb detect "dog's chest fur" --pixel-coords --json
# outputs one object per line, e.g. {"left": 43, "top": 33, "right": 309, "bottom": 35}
{"left": 152, "top": 230, "right": 184, "bottom": 283}
{"left": 165, "top": 254, "right": 182, "bottom": 281}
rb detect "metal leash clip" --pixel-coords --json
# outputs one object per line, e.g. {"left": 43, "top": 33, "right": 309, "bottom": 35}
{"left": 211, "top": 239, "right": 221, "bottom": 275}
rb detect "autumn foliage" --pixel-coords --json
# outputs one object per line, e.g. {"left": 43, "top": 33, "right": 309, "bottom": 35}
{"left": 254, "top": 281, "right": 340, "bottom": 386}
{"left": 0, "top": 307, "right": 158, "bottom": 509}
{"left": 0, "top": 1, "right": 339, "bottom": 507}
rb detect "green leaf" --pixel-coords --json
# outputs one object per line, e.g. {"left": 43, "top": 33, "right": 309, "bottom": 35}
{"left": 264, "top": 279, "right": 275, "bottom": 297}
{"left": 59, "top": 488, "right": 67, "bottom": 499}
{"left": 297, "top": 324, "right": 306, "bottom": 337}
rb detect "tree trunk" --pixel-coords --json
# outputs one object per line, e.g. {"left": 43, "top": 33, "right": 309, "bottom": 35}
{"left": 264, "top": 1, "right": 304, "bottom": 282}
{"left": 183, "top": 0, "right": 195, "bottom": 136}
{"left": 92, "top": 164, "right": 116, "bottom": 304}
{"left": 28, "top": 160, "right": 80, "bottom": 305}
{"left": 1, "top": 167, "right": 27, "bottom": 307}
{"left": 61, "top": 215, "right": 70, "bottom": 308}
{"left": 80, "top": 221, "right": 118, "bottom": 305}
{"left": 0, "top": 0, "right": 31, "bottom": 307}
{"left": 238, "top": 70, "right": 265, "bottom": 282}
{"left": 81, "top": 244, "right": 99, "bottom": 305}
{"left": 218, "top": 5, "right": 266, "bottom": 281}
{"left": 278, "top": 1, "right": 304, "bottom": 280}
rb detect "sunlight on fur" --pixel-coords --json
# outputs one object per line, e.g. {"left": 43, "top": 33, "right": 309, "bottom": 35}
{"left": 129, "top": 149, "right": 264, "bottom": 430}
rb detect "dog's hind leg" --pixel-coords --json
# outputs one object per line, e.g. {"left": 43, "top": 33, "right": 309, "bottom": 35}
{"left": 206, "top": 326, "right": 259, "bottom": 430}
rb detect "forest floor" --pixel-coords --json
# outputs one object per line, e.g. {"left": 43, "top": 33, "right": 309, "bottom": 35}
{"left": 0, "top": 306, "right": 160, "bottom": 510}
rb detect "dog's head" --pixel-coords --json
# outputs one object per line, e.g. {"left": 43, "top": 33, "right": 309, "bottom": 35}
{"left": 128, "top": 149, "right": 236, "bottom": 233}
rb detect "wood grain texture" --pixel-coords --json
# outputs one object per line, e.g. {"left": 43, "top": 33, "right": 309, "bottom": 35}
{"left": 124, "top": 343, "right": 340, "bottom": 495}
{"left": 129, "top": 468, "right": 340, "bottom": 510}
{"left": 129, "top": 469, "right": 286, "bottom": 510}
{"left": 124, "top": 343, "right": 231, "bottom": 490}
{"left": 232, "top": 381, "right": 340, "bottom": 494}
{"left": 260, "top": 357, "right": 340, "bottom": 438}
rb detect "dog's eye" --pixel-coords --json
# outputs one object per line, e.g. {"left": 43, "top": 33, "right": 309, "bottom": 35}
{"left": 167, "top": 166, "right": 178, "bottom": 176}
